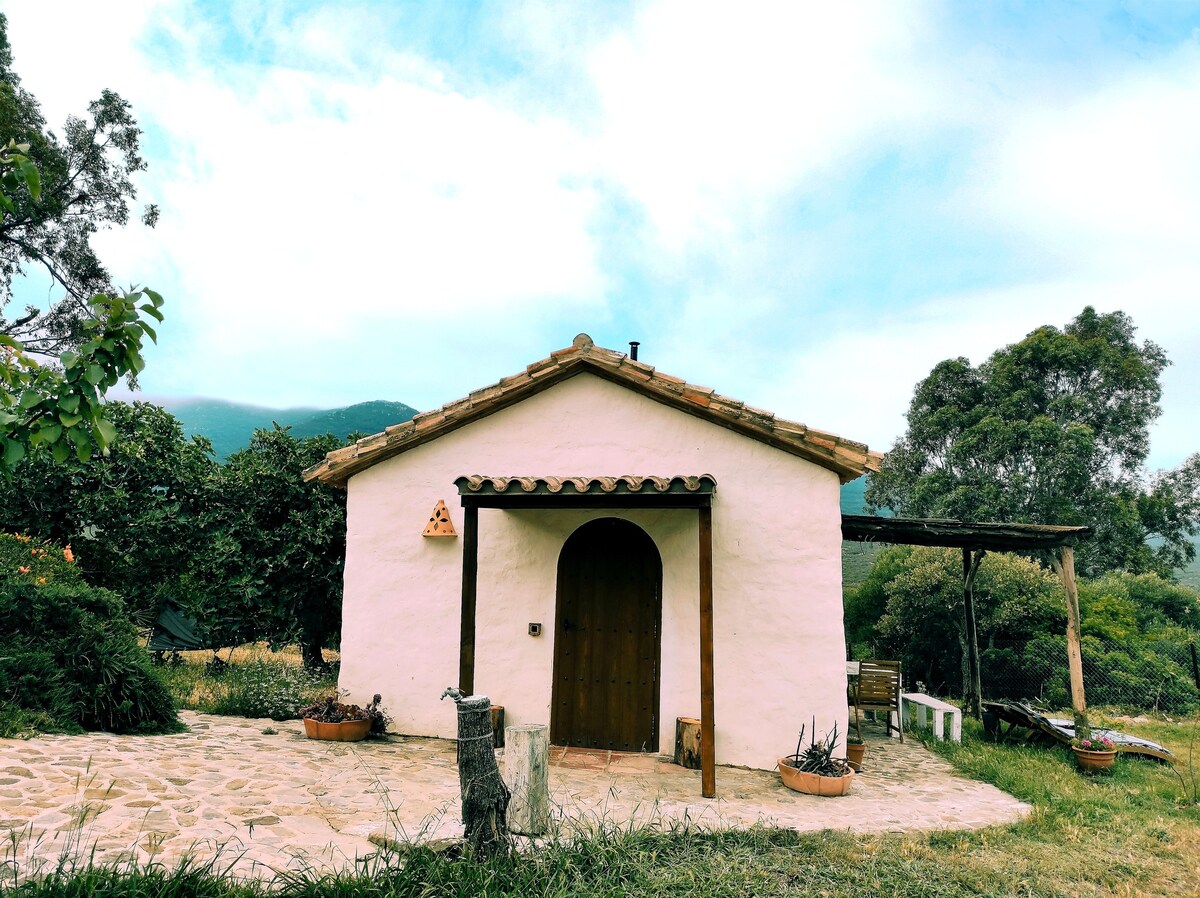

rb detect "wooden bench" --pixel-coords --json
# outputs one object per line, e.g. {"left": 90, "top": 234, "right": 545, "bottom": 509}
{"left": 901, "top": 693, "right": 962, "bottom": 743}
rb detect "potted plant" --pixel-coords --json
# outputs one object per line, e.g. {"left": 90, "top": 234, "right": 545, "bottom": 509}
{"left": 301, "top": 693, "right": 389, "bottom": 742}
{"left": 779, "top": 721, "right": 855, "bottom": 796}
{"left": 845, "top": 732, "right": 867, "bottom": 771}
{"left": 1071, "top": 733, "right": 1116, "bottom": 773}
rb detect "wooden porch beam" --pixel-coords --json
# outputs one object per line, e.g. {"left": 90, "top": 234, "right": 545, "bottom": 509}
{"left": 698, "top": 505, "right": 716, "bottom": 798}
{"left": 459, "top": 505, "right": 479, "bottom": 695}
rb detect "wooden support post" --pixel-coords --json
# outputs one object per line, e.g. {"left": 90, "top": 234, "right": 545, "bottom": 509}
{"left": 459, "top": 505, "right": 479, "bottom": 695}
{"left": 962, "top": 549, "right": 984, "bottom": 718}
{"left": 1051, "top": 547, "right": 1089, "bottom": 737}
{"left": 698, "top": 505, "right": 716, "bottom": 798}
{"left": 443, "top": 689, "right": 510, "bottom": 855}
{"left": 674, "top": 717, "right": 702, "bottom": 769}
{"left": 504, "top": 724, "right": 549, "bottom": 836}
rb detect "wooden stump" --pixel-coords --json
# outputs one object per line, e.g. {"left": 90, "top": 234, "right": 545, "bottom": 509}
{"left": 504, "top": 724, "right": 549, "bottom": 836}
{"left": 491, "top": 705, "right": 505, "bottom": 748}
{"left": 443, "top": 689, "right": 510, "bottom": 856}
{"left": 674, "top": 717, "right": 702, "bottom": 769}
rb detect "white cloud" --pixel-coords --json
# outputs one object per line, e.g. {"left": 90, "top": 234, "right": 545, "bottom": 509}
{"left": 587, "top": 0, "right": 937, "bottom": 251}
{"left": 978, "top": 48, "right": 1200, "bottom": 265}
{"left": 763, "top": 273, "right": 1200, "bottom": 471}
{"left": 5, "top": 1, "right": 613, "bottom": 403}
{"left": 2, "top": 0, "right": 1198, "bottom": 464}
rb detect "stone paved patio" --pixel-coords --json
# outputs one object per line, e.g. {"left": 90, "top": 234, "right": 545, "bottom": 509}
{"left": 0, "top": 712, "right": 1029, "bottom": 881}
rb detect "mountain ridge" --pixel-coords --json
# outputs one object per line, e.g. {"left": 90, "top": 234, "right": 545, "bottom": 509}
{"left": 162, "top": 397, "right": 419, "bottom": 460}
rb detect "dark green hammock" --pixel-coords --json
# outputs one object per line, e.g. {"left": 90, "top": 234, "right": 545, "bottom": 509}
{"left": 147, "top": 601, "right": 205, "bottom": 652}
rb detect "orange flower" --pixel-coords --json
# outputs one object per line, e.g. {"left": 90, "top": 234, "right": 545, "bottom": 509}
{"left": 17, "top": 566, "right": 30, "bottom": 574}
{"left": 36, "top": 577, "right": 46, "bottom": 585}
{"left": 64, "top": 545, "right": 75, "bottom": 564}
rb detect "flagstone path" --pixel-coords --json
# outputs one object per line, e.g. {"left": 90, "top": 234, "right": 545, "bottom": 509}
{"left": 0, "top": 711, "right": 1029, "bottom": 882}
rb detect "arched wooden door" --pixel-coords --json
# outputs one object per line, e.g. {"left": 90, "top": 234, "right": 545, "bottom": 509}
{"left": 551, "top": 518, "right": 662, "bottom": 752}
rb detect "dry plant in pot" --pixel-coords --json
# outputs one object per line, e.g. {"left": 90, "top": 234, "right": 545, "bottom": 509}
{"left": 845, "top": 732, "right": 867, "bottom": 771}
{"left": 300, "top": 693, "right": 389, "bottom": 741}
{"left": 779, "top": 720, "right": 855, "bottom": 796}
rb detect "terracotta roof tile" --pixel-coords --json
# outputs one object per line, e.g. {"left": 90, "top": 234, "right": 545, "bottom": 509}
{"left": 304, "top": 335, "right": 878, "bottom": 487}
{"left": 457, "top": 474, "right": 717, "bottom": 496}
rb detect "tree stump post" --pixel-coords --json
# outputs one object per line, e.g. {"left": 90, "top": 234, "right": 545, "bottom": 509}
{"left": 441, "top": 688, "right": 510, "bottom": 855}
{"left": 674, "top": 717, "right": 702, "bottom": 769}
{"left": 503, "top": 724, "right": 549, "bottom": 836}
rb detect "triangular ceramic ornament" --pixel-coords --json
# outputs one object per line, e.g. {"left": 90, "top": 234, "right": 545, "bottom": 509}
{"left": 422, "top": 499, "right": 457, "bottom": 537}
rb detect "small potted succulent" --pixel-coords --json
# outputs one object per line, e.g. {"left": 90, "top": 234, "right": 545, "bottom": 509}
{"left": 845, "top": 732, "right": 867, "bottom": 771}
{"left": 779, "top": 720, "right": 855, "bottom": 796}
{"left": 301, "top": 693, "right": 389, "bottom": 742}
{"left": 1071, "top": 733, "right": 1116, "bottom": 773}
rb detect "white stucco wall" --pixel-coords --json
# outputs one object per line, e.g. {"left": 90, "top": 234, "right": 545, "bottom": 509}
{"left": 338, "top": 372, "right": 849, "bottom": 771}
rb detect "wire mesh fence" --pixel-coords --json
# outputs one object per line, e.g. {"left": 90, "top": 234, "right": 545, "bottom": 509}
{"left": 894, "top": 636, "right": 1200, "bottom": 714}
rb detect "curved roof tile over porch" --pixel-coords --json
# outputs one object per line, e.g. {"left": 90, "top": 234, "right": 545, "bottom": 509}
{"left": 304, "top": 334, "right": 882, "bottom": 487}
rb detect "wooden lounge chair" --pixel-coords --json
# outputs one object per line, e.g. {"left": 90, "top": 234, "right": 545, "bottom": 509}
{"left": 854, "top": 660, "right": 904, "bottom": 742}
{"left": 982, "top": 700, "right": 1175, "bottom": 763}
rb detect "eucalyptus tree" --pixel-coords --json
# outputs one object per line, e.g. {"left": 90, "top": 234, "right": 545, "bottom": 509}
{"left": 867, "top": 307, "right": 1199, "bottom": 577}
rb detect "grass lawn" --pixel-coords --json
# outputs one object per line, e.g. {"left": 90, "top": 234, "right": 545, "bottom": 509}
{"left": 154, "top": 643, "right": 339, "bottom": 719}
{"left": 3, "top": 704, "right": 1197, "bottom": 896}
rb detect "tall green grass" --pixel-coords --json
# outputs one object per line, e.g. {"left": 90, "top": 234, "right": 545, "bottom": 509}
{"left": 156, "top": 656, "right": 337, "bottom": 719}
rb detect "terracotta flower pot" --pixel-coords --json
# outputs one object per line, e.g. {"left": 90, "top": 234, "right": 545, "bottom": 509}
{"left": 1072, "top": 746, "right": 1116, "bottom": 774}
{"left": 778, "top": 759, "right": 855, "bottom": 796}
{"left": 846, "top": 742, "right": 867, "bottom": 772}
{"left": 304, "top": 717, "right": 372, "bottom": 742}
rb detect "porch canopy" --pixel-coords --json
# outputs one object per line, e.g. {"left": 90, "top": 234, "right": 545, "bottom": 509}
{"left": 841, "top": 514, "right": 1092, "bottom": 727}
{"left": 454, "top": 474, "right": 719, "bottom": 797}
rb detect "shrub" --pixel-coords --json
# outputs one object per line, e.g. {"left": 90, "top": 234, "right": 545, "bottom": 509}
{"left": 0, "top": 532, "right": 180, "bottom": 735}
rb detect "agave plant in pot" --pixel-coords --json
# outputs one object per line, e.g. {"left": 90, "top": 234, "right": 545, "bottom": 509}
{"left": 300, "top": 693, "right": 389, "bottom": 742}
{"left": 779, "top": 720, "right": 855, "bottom": 796}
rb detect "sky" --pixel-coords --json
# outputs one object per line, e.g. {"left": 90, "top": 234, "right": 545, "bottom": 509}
{"left": 3, "top": 0, "right": 1198, "bottom": 471}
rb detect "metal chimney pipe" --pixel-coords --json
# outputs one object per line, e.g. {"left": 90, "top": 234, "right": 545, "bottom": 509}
{"left": 629, "top": 341, "right": 640, "bottom": 361}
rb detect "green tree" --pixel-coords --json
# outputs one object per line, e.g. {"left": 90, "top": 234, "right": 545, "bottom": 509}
{"left": 188, "top": 427, "right": 347, "bottom": 668}
{"left": 867, "top": 307, "right": 1200, "bottom": 577}
{"left": 1, "top": 139, "right": 163, "bottom": 472}
{"left": 1, "top": 13, "right": 158, "bottom": 353}
{"left": 0, "top": 401, "right": 214, "bottom": 621}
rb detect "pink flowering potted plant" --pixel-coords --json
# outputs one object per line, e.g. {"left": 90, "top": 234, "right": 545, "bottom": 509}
{"left": 1071, "top": 733, "right": 1116, "bottom": 773}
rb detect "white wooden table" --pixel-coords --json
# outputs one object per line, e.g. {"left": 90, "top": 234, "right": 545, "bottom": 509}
{"left": 901, "top": 692, "right": 962, "bottom": 742}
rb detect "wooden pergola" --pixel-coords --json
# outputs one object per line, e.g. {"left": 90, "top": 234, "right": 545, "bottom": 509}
{"left": 841, "top": 515, "right": 1093, "bottom": 731}
{"left": 454, "top": 475, "right": 720, "bottom": 798}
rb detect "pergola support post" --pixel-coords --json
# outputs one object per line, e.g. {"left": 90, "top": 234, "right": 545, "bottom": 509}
{"left": 1051, "top": 547, "right": 1088, "bottom": 737}
{"left": 459, "top": 505, "right": 479, "bottom": 695}
{"left": 698, "top": 505, "right": 716, "bottom": 799}
{"left": 962, "top": 549, "right": 984, "bottom": 718}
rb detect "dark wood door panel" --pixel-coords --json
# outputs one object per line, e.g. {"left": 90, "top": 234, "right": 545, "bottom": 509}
{"left": 552, "top": 518, "right": 661, "bottom": 751}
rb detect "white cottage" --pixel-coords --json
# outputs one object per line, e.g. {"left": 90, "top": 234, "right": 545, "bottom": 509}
{"left": 305, "top": 335, "right": 880, "bottom": 794}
